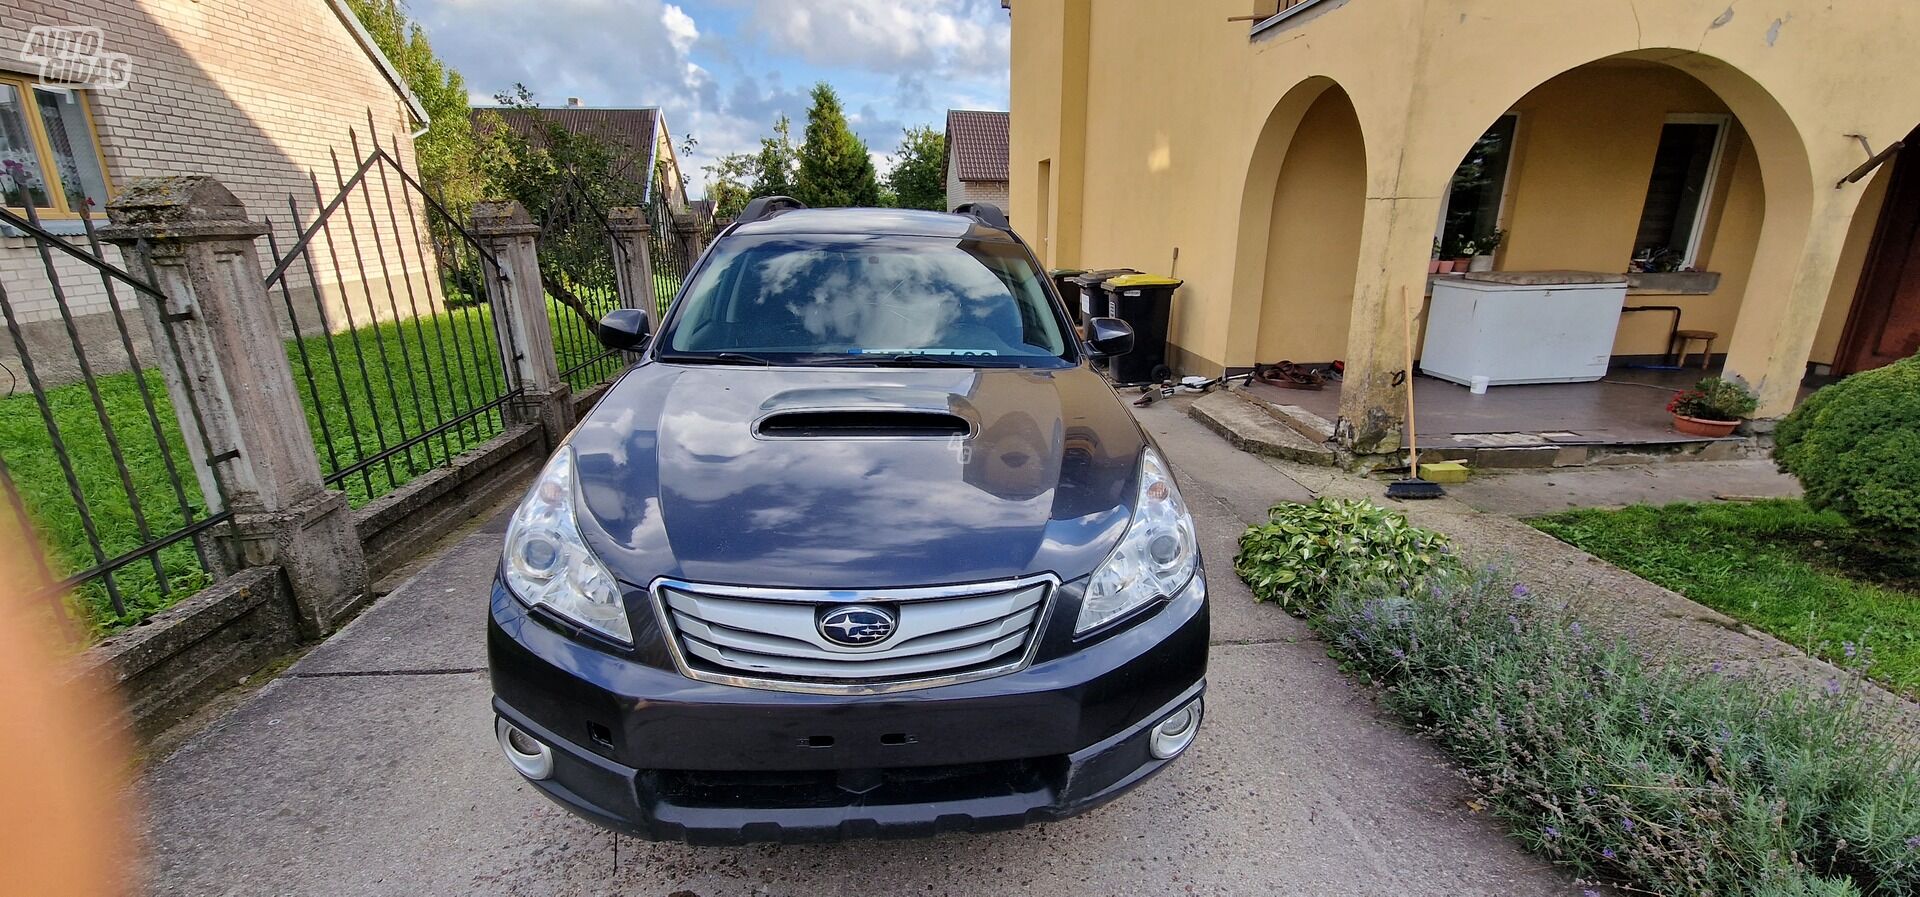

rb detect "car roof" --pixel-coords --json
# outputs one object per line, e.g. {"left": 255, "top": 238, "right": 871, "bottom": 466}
{"left": 723, "top": 207, "right": 1016, "bottom": 242}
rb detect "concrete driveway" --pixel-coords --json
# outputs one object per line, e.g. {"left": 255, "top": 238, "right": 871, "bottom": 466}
{"left": 139, "top": 401, "right": 1578, "bottom": 896}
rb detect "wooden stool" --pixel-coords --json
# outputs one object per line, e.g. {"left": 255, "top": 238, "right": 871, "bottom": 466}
{"left": 1671, "top": 329, "right": 1718, "bottom": 369}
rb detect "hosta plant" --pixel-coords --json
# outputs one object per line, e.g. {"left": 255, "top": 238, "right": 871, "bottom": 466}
{"left": 1233, "top": 497, "right": 1454, "bottom": 614}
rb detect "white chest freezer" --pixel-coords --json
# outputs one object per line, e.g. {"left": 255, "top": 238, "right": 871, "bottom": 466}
{"left": 1418, "top": 272, "right": 1629, "bottom": 386}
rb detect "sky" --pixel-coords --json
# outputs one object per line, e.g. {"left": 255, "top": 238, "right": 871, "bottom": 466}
{"left": 406, "top": 0, "right": 1013, "bottom": 198}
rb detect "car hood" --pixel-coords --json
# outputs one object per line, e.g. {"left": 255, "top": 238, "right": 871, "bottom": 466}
{"left": 567, "top": 362, "right": 1144, "bottom": 589}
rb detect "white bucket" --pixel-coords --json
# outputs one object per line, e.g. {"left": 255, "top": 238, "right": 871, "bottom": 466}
{"left": 1470, "top": 375, "right": 1491, "bottom": 395}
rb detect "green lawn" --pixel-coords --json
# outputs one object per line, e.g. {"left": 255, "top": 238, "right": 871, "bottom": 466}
{"left": 1530, "top": 499, "right": 1920, "bottom": 693}
{"left": 0, "top": 368, "right": 210, "bottom": 631}
{"left": 4, "top": 305, "right": 520, "bottom": 632}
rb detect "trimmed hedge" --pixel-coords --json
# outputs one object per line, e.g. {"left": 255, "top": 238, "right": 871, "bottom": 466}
{"left": 1774, "top": 354, "right": 1920, "bottom": 544}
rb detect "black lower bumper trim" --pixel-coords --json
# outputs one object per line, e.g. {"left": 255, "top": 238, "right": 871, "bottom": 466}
{"left": 495, "top": 681, "right": 1203, "bottom": 845}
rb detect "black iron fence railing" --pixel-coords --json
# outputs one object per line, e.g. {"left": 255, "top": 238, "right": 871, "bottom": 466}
{"left": 262, "top": 120, "right": 521, "bottom": 505}
{"left": 648, "top": 188, "right": 690, "bottom": 319}
{"left": 0, "top": 201, "right": 237, "bottom": 630}
{"left": 538, "top": 172, "right": 629, "bottom": 391}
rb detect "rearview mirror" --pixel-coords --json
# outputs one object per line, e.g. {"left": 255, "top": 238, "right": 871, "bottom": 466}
{"left": 597, "top": 308, "right": 651, "bottom": 351}
{"left": 1084, "top": 316, "right": 1135, "bottom": 358}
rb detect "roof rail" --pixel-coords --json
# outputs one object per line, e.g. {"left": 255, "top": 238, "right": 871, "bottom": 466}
{"left": 954, "top": 202, "right": 1009, "bottom": 230}
{"left": 737, "top": 195, "right": 806, "bottom": 225}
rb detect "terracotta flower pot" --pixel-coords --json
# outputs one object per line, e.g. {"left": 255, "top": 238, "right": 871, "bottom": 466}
{"left": 1671, "top": 413, "right": 1739, "bottom": 437}
{"left": 1429, "top": 259, "right": 1444, "bottom": 274}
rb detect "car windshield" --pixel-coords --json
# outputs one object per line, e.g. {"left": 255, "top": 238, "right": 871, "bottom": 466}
{"left": 658, "top": 234, "right": 1073, "bottom": 367}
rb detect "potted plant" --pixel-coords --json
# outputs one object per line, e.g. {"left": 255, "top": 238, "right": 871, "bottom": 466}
{"left": 1437, "top": 234, "right": 1471, "bottom": 273}
{"left": 1667, "top": 376, "right": 1758, "bottom": 437}
{"left": 1469, "top": 228, "right": 1503, "bottom": 273}
{"left": 1631, "top": 246, "right": 1687, "bottom": 274}
{"left": 1430, "top": 238, "right": 1444, "bottom": 274}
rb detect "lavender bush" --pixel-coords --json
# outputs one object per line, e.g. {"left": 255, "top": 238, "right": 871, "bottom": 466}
{"left": 1317, "top": 565, "right": 1920, "bottom": 896}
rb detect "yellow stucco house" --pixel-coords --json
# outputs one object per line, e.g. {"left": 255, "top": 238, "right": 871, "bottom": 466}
{"left": 1006, "top": 0, "right": 1920, "bottom": 454}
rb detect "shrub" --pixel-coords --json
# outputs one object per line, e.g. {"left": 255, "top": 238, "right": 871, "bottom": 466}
{"left": 1316, "top": 566, "right": 1920, "bottom": 897}
{"left": 1232, "top": 497, "right": 1454, "bottom": 614}
{"left": 1774, "top": 354, "right": 1920, "bottom": 544}
{"left": 1669, "top": 376, "right": 1759, "bottom": 420}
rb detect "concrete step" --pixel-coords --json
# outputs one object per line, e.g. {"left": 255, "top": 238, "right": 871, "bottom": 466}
{"left": 1248, "top": 397, "right": 1338, "bottom": 444}
{"left": 1188, "top": 391, "right": 1337, "bottom": 466}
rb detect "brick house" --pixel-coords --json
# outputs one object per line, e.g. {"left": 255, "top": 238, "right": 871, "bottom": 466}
{"left": 944, "top": 109, "right": 1009, "bottom": 212}
{"left": 0, "top": 0, "right": 428, "bottom": 379}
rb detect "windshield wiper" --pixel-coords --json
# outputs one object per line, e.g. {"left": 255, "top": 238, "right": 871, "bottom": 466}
{"left": 807, "top": 354, "right": 1003, "bottom": 368}
{"left": 657, "top": 351, "right": 780, "bottom": 366}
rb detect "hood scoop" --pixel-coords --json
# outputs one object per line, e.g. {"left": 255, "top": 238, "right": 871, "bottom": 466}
{"left": 755, "top": 409, "right": 971, "bottom": 439}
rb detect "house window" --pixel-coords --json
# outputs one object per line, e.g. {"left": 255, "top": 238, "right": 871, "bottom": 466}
{"left": 1436, "top": 114, "right": 1517, "bottom": 257}
{"left": 1631, "top": 114, "right": 1729, "bottom": 271}
{"left": 0, "top": 77, "right": 110, "bottom": 216}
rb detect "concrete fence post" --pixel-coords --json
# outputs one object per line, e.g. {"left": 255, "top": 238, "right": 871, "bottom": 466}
{"left": 672, "top": 209, "right": 706, "bottom": 264}
{"left": 472, "top": 200, "right": 572, "bottom": 448}
{"left": 607, "top": 206, "right": 659, "bottom": 315}
{"left": 101, "top": 176, "right": 369, "bottom": 637}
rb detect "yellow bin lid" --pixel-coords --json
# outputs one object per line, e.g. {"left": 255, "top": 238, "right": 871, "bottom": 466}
{"left": 1104, "top": 273, "right": 1183, "bottom": 287}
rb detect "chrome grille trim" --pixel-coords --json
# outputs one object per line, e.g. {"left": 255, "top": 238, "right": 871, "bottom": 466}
{"left": 648, "top": 574, "right": 1057, "bottom": 695}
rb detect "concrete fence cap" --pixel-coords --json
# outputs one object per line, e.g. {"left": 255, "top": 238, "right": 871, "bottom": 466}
{"left": 101, "top": 175, "right": 268, "bottom": 241}
{"left": 471, "top": 200, "right": 539, "bottom": 236}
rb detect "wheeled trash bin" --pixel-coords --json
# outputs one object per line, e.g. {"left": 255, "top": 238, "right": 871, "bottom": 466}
{"left": 1050, "top": 268, "right": 1087, "bottom": 326}
{"left": 1100, "top": 273, "right": 1182, "bottom": 385}
{"left": 1067, "top": 268, "right": 1137, "bottom": 369}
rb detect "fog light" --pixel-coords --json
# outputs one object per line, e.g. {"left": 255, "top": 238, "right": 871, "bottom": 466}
{"left": 1149, "top": 698, "right": 1202, "bottom": 759}
{"left": 496, "top": 718, "right": 554, "bottom": 780}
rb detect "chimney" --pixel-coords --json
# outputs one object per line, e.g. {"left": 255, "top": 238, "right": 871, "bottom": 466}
{"left": 566, "top": 97, "right": 583, "bottom": 108}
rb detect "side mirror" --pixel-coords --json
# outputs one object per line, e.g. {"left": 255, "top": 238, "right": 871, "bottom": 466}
{"left": 596, "top": 308, "right": 651, "bottom": 351}
{"left": 1084, "top": 316, "right": 1135, "bottom": 358}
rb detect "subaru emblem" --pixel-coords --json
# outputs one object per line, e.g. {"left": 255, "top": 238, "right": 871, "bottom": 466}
{"left": 818, "top": 604, "right": 897, "bottom": 647}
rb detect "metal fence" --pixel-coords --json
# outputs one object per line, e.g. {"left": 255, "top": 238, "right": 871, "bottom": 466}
{"left": 0, "top": 202, "right": 236, "bottom": 629}
{"left": 1, "top": 119, "right": 674, "bottom": 636}
{"left": 262, "top": 124, "right": 521, "bottom": 506}
{"left": 647, "top": 187, "right": 691, "bottom": 319}
{"left": 536, "top": 172, "right": 629, "bottom": 391}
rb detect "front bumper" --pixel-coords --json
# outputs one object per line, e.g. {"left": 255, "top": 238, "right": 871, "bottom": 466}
{"left": 488, "top": 573, "right": 1208, "bottom": 844}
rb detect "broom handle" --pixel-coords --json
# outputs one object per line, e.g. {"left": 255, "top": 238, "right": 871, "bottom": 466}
{"left": 1402, "top": 285, "right": 1419, "bottom": 474}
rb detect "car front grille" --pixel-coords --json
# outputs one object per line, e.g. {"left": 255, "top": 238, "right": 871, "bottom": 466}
{"left": 650, "top": 576, "right": 1054, "bottom": 694}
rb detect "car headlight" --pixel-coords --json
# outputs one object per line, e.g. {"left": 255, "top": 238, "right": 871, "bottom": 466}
{"left": 1078, "top": 446, "right": 1198, "bottom": 633}
{"left": 502, "top": 447, "right": 632, "bottom": 644}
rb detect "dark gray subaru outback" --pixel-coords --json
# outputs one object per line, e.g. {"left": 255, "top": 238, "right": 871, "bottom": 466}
{"left": 488, "top": 198, "right": 1208, "bottom": 844}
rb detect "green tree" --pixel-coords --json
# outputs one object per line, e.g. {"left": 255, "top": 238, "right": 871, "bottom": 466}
{"left": 793, "top": 84, "right": 880, "bottom": 208}
{"left": 750, "top": 115, "right": 797, "bottom": 199}
{"left": 342, "top": 0, "right": 484, "bottom": 210}
{"left": 885, "top": 125, "right": 946, "bottom": 211}
{"left": 703, "top": 151, "right": 757, "bottom": 219}
{"left": 475, "top": 85, "right": 648, "bottom": 327}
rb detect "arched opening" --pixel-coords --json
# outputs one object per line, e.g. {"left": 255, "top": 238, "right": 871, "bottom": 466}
{"left": 1332, "top": 50, "right": 1818, "bottom": 454}
{"left": 1428, "top": 58, "right": 1773, "bottom": 369}
{"left": 1254, "top": 86, "right": 1365, "bottom": 365}
{"left": 1224, "top": 76, "right": 1352, "bottom": 370}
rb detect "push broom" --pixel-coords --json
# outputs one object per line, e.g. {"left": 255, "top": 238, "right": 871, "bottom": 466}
{"left": 1387, "top": 285, "right": 1446, "bottom": 500}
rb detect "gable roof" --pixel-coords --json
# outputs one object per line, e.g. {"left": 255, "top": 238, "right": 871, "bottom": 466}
{"left": 945, "top": 110, "right": 1009, "bottom": 183}
{"left": 471, "top": 106, "right": 661, "bottom": 185}
{"left": 323, "top": 0, "right": 430, "bottom": 127}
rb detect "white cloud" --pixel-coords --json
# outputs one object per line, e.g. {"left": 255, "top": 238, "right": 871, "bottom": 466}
{"left": 746, "top": 0, "right": 1009, "bottom": 77}
{"left": 661, "top": 4, "right": 699, "bottom": 55}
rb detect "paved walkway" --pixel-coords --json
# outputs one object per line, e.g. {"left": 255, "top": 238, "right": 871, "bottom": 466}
{"left": 137, "top": 402, "right": 1584, "bottom": 897}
